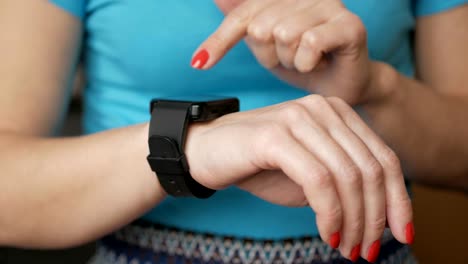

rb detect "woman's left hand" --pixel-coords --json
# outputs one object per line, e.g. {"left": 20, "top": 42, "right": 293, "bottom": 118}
{"left": 192, "top": 0, "right": 376, "bottom": 105}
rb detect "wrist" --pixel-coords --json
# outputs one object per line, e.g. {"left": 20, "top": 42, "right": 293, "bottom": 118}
{"left": 360, "top": 62, "right": 406, "bottom": 137}
{"left": 184, "top": 121, "right": 214, "bottom": 189}
{"left": 146, "top": 96, "right": 238, "bottom": 198}
{"left": 363, "top": 61, "right": 402, "bottom": 106}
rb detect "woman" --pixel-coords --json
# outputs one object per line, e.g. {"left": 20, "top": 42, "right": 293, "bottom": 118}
{"left": 0, "top": 0, "right": 467, "bottom": 263}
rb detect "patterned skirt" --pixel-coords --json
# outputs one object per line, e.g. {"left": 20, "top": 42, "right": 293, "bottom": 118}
{"left": 88, "top": 220, "right": 417, "bottom": 264}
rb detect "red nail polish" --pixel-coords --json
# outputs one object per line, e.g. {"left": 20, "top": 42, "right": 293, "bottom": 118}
{"left": 405, "top": 222, "right": 415, "bottom": 245}
{"left": 330, "top": 232, "right": 340, "bottom": 249}
{"left": 350, "top": 244, "right": 361, "bottom": 262}
{"left": 191, "top": 49, "right": 209, "bottom": 69}
{"left": 367, "top": 240, "right": 381, "bottom": 263}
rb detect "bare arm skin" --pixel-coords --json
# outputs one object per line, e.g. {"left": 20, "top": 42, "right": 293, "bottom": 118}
{"left": 0, "top": 0, "right": 165, "bottom": 248}
{"left": 364, "top": 6, "right": 468, "bottom": 192}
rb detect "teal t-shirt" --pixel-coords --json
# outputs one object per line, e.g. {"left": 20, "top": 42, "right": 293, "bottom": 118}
{"left": 50, "top": 0, "right": 467, "bottom": 239}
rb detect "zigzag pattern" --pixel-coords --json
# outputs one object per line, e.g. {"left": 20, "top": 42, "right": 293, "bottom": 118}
{"left": 114, "top": 225, "right": 341, "bottom": 264}
{"left": 88, "top": 225, "right": 417, "bottom": 264}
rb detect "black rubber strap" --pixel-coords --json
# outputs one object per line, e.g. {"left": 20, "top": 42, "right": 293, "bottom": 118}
{"left": 147, "top": 101, "right": 215, "bottom": 198}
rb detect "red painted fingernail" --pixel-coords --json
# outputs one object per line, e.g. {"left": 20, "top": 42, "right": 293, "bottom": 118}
{"left": 367, "top": 240, "right": 381, "bottom": 263}
{"left": 405, "top": 222, "right": 415, "bottom": 245}
{"left": 350, "top": 244, "right": 361, "bottom": 262}
{"left": 191, "top": 49, "right": 209, "bottom": 69}
{"left": 330, "top": 232, "right": 341, "bottom": 249}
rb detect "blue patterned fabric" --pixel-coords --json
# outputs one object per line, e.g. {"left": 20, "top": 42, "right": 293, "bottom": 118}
{"left": 47, "top": 0, "right": 466, "bottom": 240}
{"left": 88, "top": 221, "right": 417, "bottom": 264}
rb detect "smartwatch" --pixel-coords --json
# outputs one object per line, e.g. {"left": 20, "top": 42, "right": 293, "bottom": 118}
{"left": 147, "top": 96, "right": 239, "bottom": 198}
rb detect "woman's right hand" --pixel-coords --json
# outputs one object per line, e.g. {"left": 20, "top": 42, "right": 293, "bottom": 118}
{"left": 185, "top": 94, "right": 414, "bottom": 262}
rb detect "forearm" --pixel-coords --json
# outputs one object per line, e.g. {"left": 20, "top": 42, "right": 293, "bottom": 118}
{"left": 363, "top": 62, "right": 468, "bottom": 192}
{"left": 0, "top": 123, "right": 166, "bottom": 248}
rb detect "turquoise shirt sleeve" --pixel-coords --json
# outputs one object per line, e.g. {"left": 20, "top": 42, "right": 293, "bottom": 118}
{"left": 414, "top": 0, "right": 468, "bottom": 16}
{"left": 49, "top": 0, "right": 86, "bottom": 19}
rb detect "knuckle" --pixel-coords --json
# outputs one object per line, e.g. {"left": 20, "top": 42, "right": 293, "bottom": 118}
{"left": 349, "top": 218, "right": 364, "bottom": 234}
{"left": 389, "top": 192, "right": 413, "bottom": 212}
{"left": 326, "top": 97, "right": 353, "bottom": 118}
{"left": 343, "top": 13, "right": 367, "bottom": 44}
{"left": 302, "top": 30, "right": 320, "bottom": 48}
{"left": 254, "top": 123, "right": 286, "bottom": 157}
{"left": 302, "top": 94, "right": 328, "bottom": 108}
{"left": 272, "top": 25, "right": 291, "bottom": 43}
{"left": 308, "top": 168, "right": 333, "bottom": 189}
{"left": 363, "top": 159, "right": 384, "bottom": 185}
{"left": 247, "top": 23, "right": 271, "bottom": 42}
{"left": 380, "top": 147, "right": 401, "bottom": 171}
{"left": 339, "top": 164, "right": 362, "bottom": 186}
{"left": 368, "top": 216, "right": 387, "bottom": 232}
{"left": 327, "top": 96, "right": 347, "bottom": 107}
{"left": 322, "top": 206, "right": 343, "bottom": 223}
{"left": 280, "top": 102, "right": 309, "bottom": 124}
{"left": 308, "top": 95, "right": 336, "bottom": 117}
{"left": 399, "top": 196, "right": 413, "bottom": 214}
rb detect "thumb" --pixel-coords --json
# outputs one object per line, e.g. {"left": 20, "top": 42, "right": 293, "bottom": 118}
{"left": 214, "top": 0, "right": 246, "bottom": 14}
{"left": 191, "top": 0, "right": 267, "bottom": 70}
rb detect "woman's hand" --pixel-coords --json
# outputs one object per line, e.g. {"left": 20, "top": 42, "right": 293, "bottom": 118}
{"left": 185, "top": 95, "right": 413, "bottom": 262}
{"left": 192, "top": 0, "right": 376, "bottom": 105}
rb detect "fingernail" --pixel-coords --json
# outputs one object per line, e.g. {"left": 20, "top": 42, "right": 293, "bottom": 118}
{"left": 350, "top": 243, "right": 361, "bottom": 262}
{"left": 191, "top": 49, "right": 209, "bottom": 69}
{"left": 330, "top": 232, "right": 341, "bottom": 249}
{"left": 405, "top": 222, "right": 415, "bottom": 245}
{"left": 366, "top": 240, "right": 381, "bottom": 263}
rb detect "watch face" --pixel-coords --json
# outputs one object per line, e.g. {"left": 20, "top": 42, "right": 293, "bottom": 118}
{"left": 153, "top": 94, "right": 236, "bottom": 103}
{"left": 150, "top": 95, "right": 239, "bottom": 121}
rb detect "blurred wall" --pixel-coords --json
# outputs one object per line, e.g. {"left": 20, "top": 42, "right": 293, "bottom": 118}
{"left": 412, "top": 185, "right": 468, "bottom": 264}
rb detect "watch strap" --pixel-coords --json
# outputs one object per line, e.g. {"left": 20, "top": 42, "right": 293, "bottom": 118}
{"left": 147, "top": 101, "right": 215, "bottom": 198}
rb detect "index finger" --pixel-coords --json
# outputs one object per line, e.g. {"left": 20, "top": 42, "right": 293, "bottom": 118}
{"left": 191, "top": 0, "right": 273, "bottom": 69}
